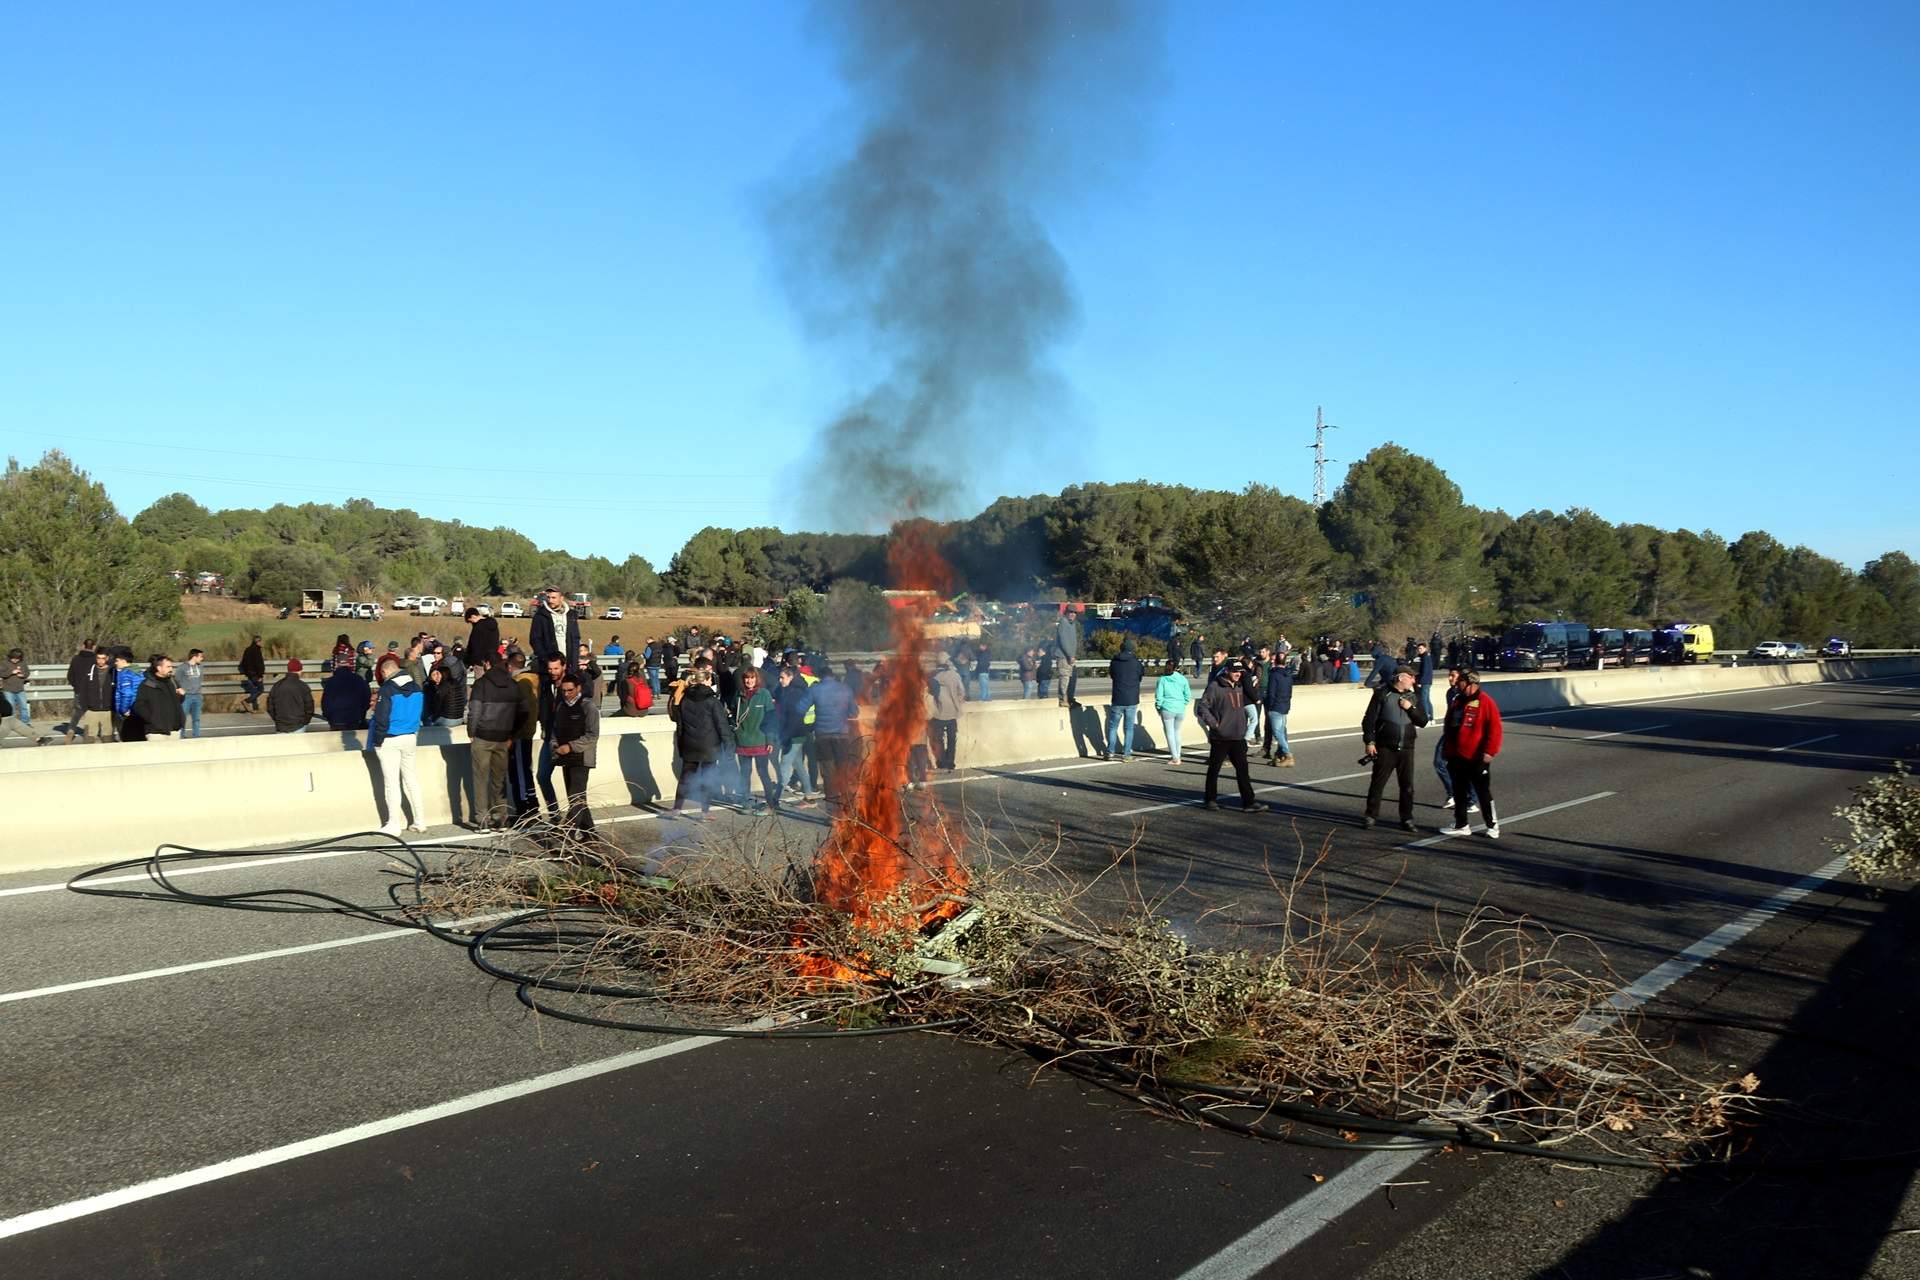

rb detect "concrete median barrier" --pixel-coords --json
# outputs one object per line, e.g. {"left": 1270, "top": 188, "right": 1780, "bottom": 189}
{"left": 5, "top": 658, "right": 1917, "bottom": 875}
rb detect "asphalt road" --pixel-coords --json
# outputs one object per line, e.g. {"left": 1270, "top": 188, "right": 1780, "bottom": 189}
{"left": 3, "top": 674, "right": 1918, "bottom": 1277}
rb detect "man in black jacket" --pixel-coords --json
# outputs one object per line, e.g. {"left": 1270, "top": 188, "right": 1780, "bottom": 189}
{"left": 322, "top": 660, "right": 372, "bottom": 730}
{"left": 127, "top": 655, "right": 185, "bottom": 741}
{"left": 62, "top": 639, "right": 96, "bottom": 743}
{"left": 465, "top": 655, "right": 528, "bottom": 831}
{"left": 528, "top": 587, "right": 581, "bottom": 676}
{"left": 238, "top": 636, "right": 267, "bottom": 712}
{"left": 464, "top": 606, "right": 501, "bottom": 670}
{"left": 1194, "top": 662, "right": 1267, "bottom": 813}
{"left": 1361, "top": 667, "right": 1430, "bottom": 831}
{"left": 1103, "top": 635, "right": 1145, "bottom": 761}
{"left": 75, "top": 648, "right": 116, "bottom": 743}
{"left": 267, "top": 660, "right": 315, "bottom": 733}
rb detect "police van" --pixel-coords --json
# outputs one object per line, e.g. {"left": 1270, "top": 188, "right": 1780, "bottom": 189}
{"left": 1497, "top": 621, "right": 1593, "bottom": 671}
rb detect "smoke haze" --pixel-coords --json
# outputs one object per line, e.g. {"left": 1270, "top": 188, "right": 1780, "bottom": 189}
{"left": 765, "top": 0, "right": 1161, "bottom": 529}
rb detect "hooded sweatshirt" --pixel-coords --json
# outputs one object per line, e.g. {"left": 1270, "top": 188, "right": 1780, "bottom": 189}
{"left": 369, "top": 671, "right": 424, "bottom": 747}
{"left": 1107, "top": 637, "right": 1145, "bottom": 706}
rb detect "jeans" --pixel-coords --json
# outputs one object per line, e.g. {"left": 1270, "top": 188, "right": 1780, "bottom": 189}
{"left": 1433, "top": 735, "right": 1452, "bottom": 800}
{"left": 736, "top": 751, "right": 781, "bottom": 809}
{"left": 536, "top": 738, "right": 561, "bottom": 813}
{"left": 928, "top": 718, "right": 957, "bottom": 770}
{"left": 241, "top": 678, "right": 263, "bottom": 710}
{"left": 1105, "top": 704, "right": 1139, "bottom": 758}
{"left": 1037, "top": 679, "right": 1051, "bottom": 699}
{"left": 374, "top": 735, "right": 424, "bottom": 829}
{"left": 1265, "top": 710, "right": 1289, "bottom": 757}
{"left": 779, "top": 737, "right": 818, "bottom": 794}
{"left": 1160, "top": 711, "right": 1184, "bottom": 762}
{"left": 1418, "top": 684, "right": 1433, "bottom": 721}
{"left": 1021, "top": 680, "right": 1035, "bottom": 699}
{"left": 974, "top": 672, "right": 992, "bottom": 701}
{"left": 1242, "top": 705, "right": 1259, "bottom": 743}
{"left": 647, "top": 666, "right": 661, "bottom": 697}
{"left": 5, "top": 689, "right": 30, "bottom": 726}
{"left": 181, "top": 693, "right": 203, "bottom": 737}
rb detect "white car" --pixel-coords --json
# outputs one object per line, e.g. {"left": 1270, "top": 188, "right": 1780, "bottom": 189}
{"left": 1781, "top": 642, "right": 1807, "bottom": 660}
{"left": 393, "top": 596, "right": 418, "bottom": 611}
{"left": 415, "top": 601, "right": 441, "bottom": 616}
{"left": 498, "top": 601, "right": 525, "bottom": 618}
{"left": 602, "top": 606, "right": 624, "bottom": 620}
{"left": 354, "top": 603, "right": 379, "bottom": 620}
{"left": 1749, "top": 641, "right": 1789, "bottom": 660}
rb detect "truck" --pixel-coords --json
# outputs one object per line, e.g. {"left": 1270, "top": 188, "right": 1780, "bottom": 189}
{"left": 300, "top": 588, "right": 342, "bottom": 619}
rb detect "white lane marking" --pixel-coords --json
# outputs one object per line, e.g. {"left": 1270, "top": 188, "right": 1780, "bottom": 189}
{"left": 1110, "top": 770, "right": 1374, "bottom": 818}
{"left": 1581, "top": 724, "right": 1670, "bottom": 742}
{"left": 1768, "top": 734, "right": 1838, "bottom": 754}
{"left": 1175, "top": 851, "right": 1858, "bottom": 1280}
{"left": 0, "top": 912, "right": 517, "bottom": 1005}
{"left": 1600, "top": 854, "right": 1850, "bottom": 1012}
{"left": 1770, "top": 700, "right": 1824, "bottom": 711}
{"left": 0, "top": 1034, "right": 724, "bottom": 1241}
{"left": 1403, "top": 792, "right": 1615, "bottom": 849}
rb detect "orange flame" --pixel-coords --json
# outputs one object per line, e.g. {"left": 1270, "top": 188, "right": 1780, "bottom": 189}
{"left": 801, "top": 526, "right": 970, "bottom": 980}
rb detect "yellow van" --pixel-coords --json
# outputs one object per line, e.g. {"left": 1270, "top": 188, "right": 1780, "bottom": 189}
{"left": 1653, "top": 623, "right": 1716, "bottom": 664}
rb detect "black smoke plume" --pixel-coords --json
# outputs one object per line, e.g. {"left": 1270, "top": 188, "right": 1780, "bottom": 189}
{"left": 766, "top": 0, "right": 1160, "bottom": 528}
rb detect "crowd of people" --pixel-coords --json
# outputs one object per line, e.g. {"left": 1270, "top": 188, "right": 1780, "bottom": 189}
{"left": 6, "top": 598, "right": 1504, "bottom": 841}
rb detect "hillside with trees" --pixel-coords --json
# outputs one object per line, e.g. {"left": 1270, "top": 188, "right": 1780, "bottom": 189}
{"left": 4, "top": 447, "right": 1917, "bottom": 659}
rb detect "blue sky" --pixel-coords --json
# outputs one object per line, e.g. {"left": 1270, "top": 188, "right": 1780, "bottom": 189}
{"left": 3, "top": 2, "right": 1915, "bottom": 569}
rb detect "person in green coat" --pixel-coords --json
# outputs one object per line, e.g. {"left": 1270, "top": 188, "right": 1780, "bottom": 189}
{"left": 732, "top": 666, "right": 781, "bottom": 813}
{"left": 1153, "top": 660, "right": 1194, "bottom": 765}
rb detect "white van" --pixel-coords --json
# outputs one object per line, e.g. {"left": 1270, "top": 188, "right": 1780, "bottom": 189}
{"left": 498, "top": 601, "right": 525, "bottom": 618}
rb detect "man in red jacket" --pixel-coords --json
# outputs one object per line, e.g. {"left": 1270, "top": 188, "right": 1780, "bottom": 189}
{"left": 1439, "top": 670, "right": 1502, "bottom": 837}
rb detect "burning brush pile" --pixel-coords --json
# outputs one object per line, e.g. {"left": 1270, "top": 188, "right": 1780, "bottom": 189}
{"left": 418, "top": 577, "right": 1760, "bottom": 1168}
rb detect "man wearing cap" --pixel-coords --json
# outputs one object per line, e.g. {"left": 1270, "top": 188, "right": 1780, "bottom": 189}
{"left": 355, "top": 640, "right": 378, "bottom": 685}
{"left": 1193, "top": 661, "right": 1268, "bottom": 813}
{"left": 529, "top": 586, "right": 580, "bottom": 681}
{"left": 267, "top": 659, "right": 315, "bottom": 733}
{"left": 1361, "top": 666, "right": 1429, "bottom": 831}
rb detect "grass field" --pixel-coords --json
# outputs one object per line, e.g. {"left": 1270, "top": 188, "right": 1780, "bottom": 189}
{"left": 179, "top": 597, "right": 759, "bottom": 660}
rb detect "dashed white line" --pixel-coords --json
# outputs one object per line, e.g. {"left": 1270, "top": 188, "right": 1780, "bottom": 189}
{"left": 1402, "top": 791, "right": 1615, "bottom": 849}
{"left": 0, "top": 911, "right": 517, "bottom": 1005}
{"left": 1110, "top": 770, "right": 1374, "bottom": 818}
{"left": 1581, "top": 723, "right": 1670, "bottom": 742}
{"left": 1768, "top": 733, "right": 1838, "bottom": 754}
{"left": 1175, "top": 850, "right": 1857, "bottom": 1280}
{"left": 0, "top": 1034, "right": 726, "bottom": 1241}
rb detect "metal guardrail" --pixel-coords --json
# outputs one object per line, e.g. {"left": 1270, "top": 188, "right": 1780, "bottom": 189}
{"left": 19, "top": 648, "right": 1920, "bottom": 705}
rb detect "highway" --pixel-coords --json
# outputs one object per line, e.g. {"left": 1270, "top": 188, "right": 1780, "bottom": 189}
{"left": 3, "top": 675, "right": 1918, "bottom": 1278}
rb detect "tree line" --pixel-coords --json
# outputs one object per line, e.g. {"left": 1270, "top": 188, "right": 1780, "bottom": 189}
{"left": 3, "top": 447, "right": 1916, "bottom": 663}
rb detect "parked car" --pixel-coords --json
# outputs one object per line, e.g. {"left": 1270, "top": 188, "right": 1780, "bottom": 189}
{"left": 1625, "top": 629, "right": 1655, "bottom": 664}
{"left": 498, "top": 601, "right": 525, "bottom": 618}
{"left": 415, "top": 600, "right": 441, "bottom": 617}
{"left": 1823, "top": 637, "right": 1852, "bottom": 657}
{"left": 1750, "top": 641, "right": 1789, "bottom": 660}
{"left": 602, "top": 606, "right": 624, "bottom": 620}
{"left": 1782, "top": 642, "right": 1808, "bottom": 660}
{"left": 354, "top": 602, "right": 380, "bottom": 620}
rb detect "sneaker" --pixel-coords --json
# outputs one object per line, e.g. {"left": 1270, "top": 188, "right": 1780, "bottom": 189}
{"left": 1360, "top": 815, "right": 1375, "bottom": 830}
{"left": 406, "top": 823, "right": 429, "bottom": 834}
{"left": 1480, "top": 824, "right": 1501, "bottom": 839}
{"left": 471, "top": 825, "right": 494, "bottom": 835}
{"left": 1466, "top": 801, "right": 1480, "bottom": 814}
{"left": 1399, "top": 819, "right": 1417, "bottom": 832}
{"left": 1243, "top": 802, "right": 1269, "bottom": 814}
{"left": 1121, "top": 755, "right": 1134, "bottom": 763}
{"left": 378, "top": 823, "right": 403, "bottom": 837}
{"left": 1438, "top": 824, "right": 1472, "bottom": 837}
{"left": 1201, "top": 800, "right": 1221, "bottom": 811}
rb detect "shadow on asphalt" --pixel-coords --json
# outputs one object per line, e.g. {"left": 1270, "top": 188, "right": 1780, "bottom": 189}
{"left": 1529, "top": 886, "right": 1920, "bottom": 1280}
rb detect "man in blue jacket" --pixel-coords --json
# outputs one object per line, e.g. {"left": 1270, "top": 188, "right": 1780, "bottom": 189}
{"left": 795, "top": 662, "right": 860, "bottom": 809}
{"left": 1104, "top": 635, "right": 1145, "bottom": 762}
